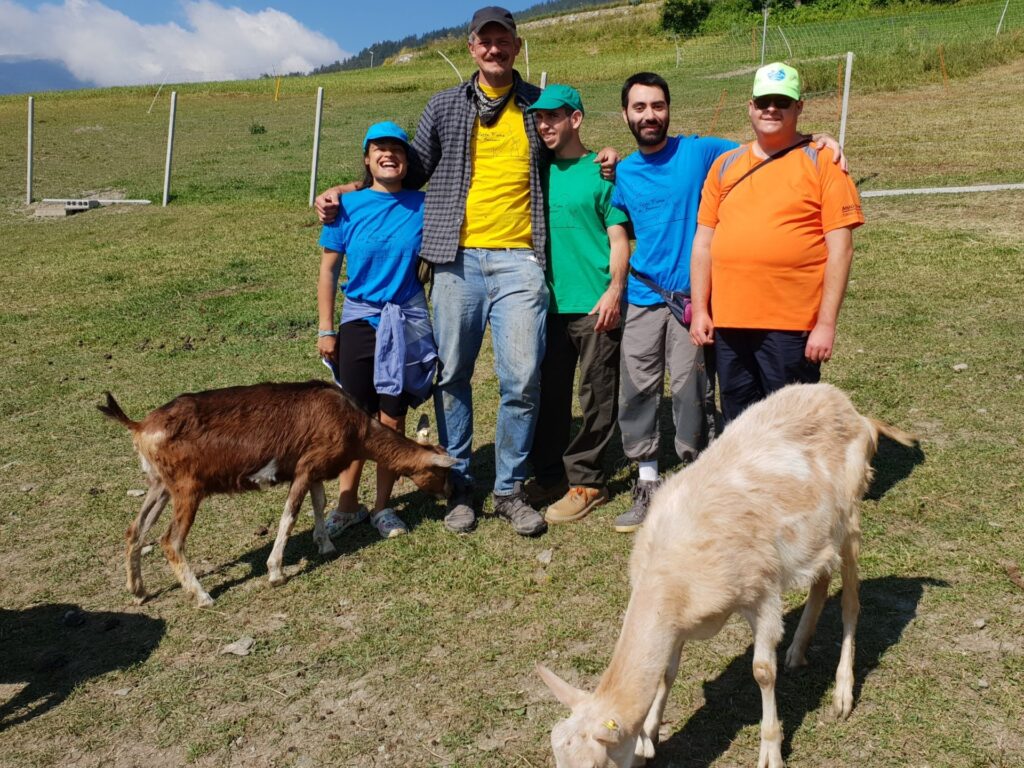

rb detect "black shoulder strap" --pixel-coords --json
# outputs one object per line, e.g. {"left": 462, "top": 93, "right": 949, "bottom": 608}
{"left": 721, "top": 136, "right": 813, "bottom": 202}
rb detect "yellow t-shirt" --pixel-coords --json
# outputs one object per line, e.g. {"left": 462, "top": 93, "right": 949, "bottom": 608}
{"left": 459, "top": 83, "right": 533, "bottom": 249}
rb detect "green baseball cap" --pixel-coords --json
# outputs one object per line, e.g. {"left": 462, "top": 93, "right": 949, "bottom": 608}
{"left": 752, "top": 62, "right": 801, "bottom": 100}
{"left": 527, "top": 84, "right": 584, "bottom": 115}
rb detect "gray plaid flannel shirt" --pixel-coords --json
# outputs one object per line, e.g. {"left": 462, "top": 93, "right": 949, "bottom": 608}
{"left": 405, "top": 71, "right": 548, "bottom": 268}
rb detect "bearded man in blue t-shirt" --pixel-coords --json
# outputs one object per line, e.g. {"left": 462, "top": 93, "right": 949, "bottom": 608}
{"left": 609, "top": 72, "right": 738, "bottom": 533}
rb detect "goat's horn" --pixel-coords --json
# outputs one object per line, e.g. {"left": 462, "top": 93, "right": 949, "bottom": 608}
{"left": 536, "top": 663, "right": 586, "bottom": 708}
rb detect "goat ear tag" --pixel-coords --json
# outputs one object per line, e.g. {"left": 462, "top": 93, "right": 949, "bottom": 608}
{"left": 594, "top": 719, "right": 621, "bottom": 744}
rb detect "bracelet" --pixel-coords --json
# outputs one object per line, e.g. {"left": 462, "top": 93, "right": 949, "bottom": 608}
{"left": 317, "top": 329, "right": 337, "bottom": 337}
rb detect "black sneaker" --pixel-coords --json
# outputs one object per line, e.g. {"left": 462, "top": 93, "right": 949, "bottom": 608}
{"left": 444, "top": 489, "right": 477, "bottom": 533}
{"left": 493, "top": 482, "right": 547, "bottom": 536}
{"left": 614, "top": 478, "right": 661, "bottom": 533}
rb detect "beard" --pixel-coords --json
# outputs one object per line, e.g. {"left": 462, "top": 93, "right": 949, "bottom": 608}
{"left": 628, "top": 115, "right": 669, "bottom": 148}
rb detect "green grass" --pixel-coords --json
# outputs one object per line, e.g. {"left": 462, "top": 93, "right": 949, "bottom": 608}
{"left": 1, "top": 3, "right": 1023, "bottom": 766}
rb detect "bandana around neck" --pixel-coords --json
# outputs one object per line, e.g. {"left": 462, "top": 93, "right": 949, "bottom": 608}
{"left": 472, "top": 72, "right": 516, "bottom": 127}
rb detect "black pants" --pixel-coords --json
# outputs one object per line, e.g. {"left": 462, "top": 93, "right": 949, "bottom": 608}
{"left": 336, "top": 321, "right": 415, "bottom": 419}
{"left": 715, "top": 328, "right": 821, "bottom": 425}
{"left": 530, "top": 313, "right": 621, "bottom": 488}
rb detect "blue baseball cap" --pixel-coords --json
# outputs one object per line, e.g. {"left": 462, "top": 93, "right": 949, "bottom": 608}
{"left": 362, "top": 121, "right": 409, "bottom": 151}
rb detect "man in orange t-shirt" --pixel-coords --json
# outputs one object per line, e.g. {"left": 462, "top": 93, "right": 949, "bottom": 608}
{"left": 690, "top": 62, "right": 864, "bottom": 423}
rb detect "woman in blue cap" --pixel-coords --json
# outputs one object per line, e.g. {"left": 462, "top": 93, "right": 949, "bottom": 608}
{"left": 316, "top": 121, "right": 436, "bottom": 540}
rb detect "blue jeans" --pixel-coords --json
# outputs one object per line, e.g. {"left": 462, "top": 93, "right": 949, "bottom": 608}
{"left": 430, "top": 248, "right": 548, "bottom": 495}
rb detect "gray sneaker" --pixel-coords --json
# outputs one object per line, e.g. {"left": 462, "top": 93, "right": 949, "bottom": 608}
{"left": 493, "top": 482, "right": 547, "bottom": 537}
{"left": 614, "top": 479, "right": 661, "bottom": 533}
{"left": 444, "top": 490, "right": 477, "bottom": 533}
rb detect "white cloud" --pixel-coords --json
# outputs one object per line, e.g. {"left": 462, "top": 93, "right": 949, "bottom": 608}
{"left": 0, "top": 0, "right": 349, "bottom": 87}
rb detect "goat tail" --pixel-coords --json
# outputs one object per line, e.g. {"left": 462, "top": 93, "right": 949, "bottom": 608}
{"left": 868, "top": 417, "right": 918, "bottom": 447}
{"left": 98, "top": 392, "right": 140, "bottom": 430}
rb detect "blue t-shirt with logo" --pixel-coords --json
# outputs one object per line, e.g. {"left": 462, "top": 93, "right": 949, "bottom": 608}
{"left": 611, "top": 134, "right": 738, "bottom": 305}
{"left": 318, "top": 188, "right": 425, "bottom": 324}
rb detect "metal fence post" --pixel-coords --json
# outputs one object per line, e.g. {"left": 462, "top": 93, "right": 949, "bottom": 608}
{"left": 838, "top": 52, "right": 854, "bottom": 149}
{"left": 26, "top": 96, "right": 34, "bottom": 205}
{"left": 309, "top": 87, "right": 324, "bottom": 207}
{"left": 162, "top": 91, "right": 177, "bottom": 207}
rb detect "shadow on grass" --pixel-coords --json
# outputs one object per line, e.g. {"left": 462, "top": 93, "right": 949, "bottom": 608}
{"left": 655, "top": 575, "right": 947, "bottom": 767}
{"left": 0, "top": 604, "right": 165, "bottom": 731}
{"left": 205, "top": 485, "right": 451, "bottom": 600}
{"left": 868, "top": 433, "right": 926, "bottom": 501}
{"left": 207, "top": 527, "right": 336, "bottom": 600}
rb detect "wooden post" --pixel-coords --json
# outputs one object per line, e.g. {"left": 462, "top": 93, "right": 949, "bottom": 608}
{"left": 708, "top": 89, "right": 727, "bottom": 135}
{"left": 938, "top": 45, "right": 949, "bottom": 91}
{"left": 274, "top": 76, "right": 282, "bottom": 102}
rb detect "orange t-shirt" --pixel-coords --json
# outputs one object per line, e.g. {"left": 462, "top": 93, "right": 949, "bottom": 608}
{"left": 696, "top": 143, "right": 864, "bottom": 331}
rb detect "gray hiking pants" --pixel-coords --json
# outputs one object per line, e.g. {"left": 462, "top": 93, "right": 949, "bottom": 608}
{"left": 617, "top": 303, "right": 710, "bottom": 463}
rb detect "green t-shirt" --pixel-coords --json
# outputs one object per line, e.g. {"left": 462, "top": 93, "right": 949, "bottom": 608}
{"left": 545, "top": 152, "right": 630, "bottom": 314}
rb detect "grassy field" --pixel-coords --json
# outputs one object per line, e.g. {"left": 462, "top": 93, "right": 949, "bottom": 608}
{"left": 1, "top": 3, "right": 1023, "bottom": 767}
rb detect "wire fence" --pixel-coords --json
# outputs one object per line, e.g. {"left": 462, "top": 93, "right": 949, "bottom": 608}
{"left": 3, "top": 1, "right": 1023, "bottom": 205}
{"left": 676, "top": 0, "right": 1023, "bottom": 73}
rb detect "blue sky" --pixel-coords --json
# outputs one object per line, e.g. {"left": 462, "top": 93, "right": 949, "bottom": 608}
{"left": 0, "top": 1, "right": 533, "bottom": 90}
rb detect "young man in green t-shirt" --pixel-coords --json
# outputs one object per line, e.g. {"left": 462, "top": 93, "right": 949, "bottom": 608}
{"left": 524, "top": 84, "right": 631, "bottom": 523}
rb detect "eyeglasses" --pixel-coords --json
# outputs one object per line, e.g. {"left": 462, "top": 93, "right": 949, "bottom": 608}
{"left": 753, "top": 95, "right": 796, "bottom": 110}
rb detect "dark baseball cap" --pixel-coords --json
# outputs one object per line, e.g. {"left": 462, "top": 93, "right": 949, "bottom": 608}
{"left": 469, "top": 6, "right": 516, "bottom": 36}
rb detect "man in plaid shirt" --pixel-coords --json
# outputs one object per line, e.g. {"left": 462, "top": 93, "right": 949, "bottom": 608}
{"left": 317, "top": 7, "right": 555, "bottom": 536}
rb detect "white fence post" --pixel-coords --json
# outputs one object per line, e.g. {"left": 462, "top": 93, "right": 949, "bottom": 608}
{"left": 996, "top": 0, "right": 1010, "bottom": 34}
{"left": 437, "top": 51, "right": 464, "bottom": 83}
{"left": 760, "top": 6, "right": 770, "bottom": 65}
{"left": 839, "top": 52, "right": 854, "bottom": 149}
{"left": 26, "top": 96, "right": 34, "bottom": 205}
{"left": 524, "top": 38, "right": 530, "bottom": 81}
{"left": 309, "top": 86, "right": 324, "bottom": 207}
{"left": 162, "top": 91, "right": 177, "bottom": 207}
{"left": 540, "top": 71, "right": 548, "bottom": 89}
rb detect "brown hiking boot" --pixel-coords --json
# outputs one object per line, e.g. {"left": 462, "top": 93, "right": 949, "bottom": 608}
{"left": 544, "top": 486, "right": 609, "bottom": 524}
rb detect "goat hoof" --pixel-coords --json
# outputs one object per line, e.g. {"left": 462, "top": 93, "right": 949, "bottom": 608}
{"left": 268, "top": 572, "right": 287, "bottom": 587}
{"left": 132, "top": 594, "right": 148, "bottom": 606}
{"left": 195, "top": 593, "right": 215, "bottom": 608}
{"left": 784, "top": 645, "right": 808, "bottom": 669}
{"left": 833, "top": 691, "right": 853, "bottom": 720}
{"left": 318, "top": 540, "right": 337, "bottom": 557}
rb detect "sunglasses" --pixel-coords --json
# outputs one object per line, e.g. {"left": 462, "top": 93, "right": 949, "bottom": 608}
{"left": 753, "top": 95, "right": 796, "bottom": 110}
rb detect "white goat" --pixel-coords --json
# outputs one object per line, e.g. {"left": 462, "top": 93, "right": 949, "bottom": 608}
{"left": 538, "top": 382, "right": 917, "bottom": 768}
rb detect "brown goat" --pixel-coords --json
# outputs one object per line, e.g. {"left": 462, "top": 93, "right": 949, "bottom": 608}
{"left": 539, "top": 382, "right": 918, "bottom": 768}
{"left": 99, "top": 380, "right": 456, "bottom": 607}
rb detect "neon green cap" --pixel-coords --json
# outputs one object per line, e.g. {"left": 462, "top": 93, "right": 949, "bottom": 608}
{"left": 752, "top": 62, "right": 801, "bottom": 100}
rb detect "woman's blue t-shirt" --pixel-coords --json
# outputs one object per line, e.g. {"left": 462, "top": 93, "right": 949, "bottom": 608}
{"left": 318, "top": 188, "right": 425, "bottom": 313}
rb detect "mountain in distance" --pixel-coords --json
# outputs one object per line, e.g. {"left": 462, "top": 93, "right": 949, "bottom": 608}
{"left": 0, "top": 57, "right": 96, "bottom": 96}
{"left": 310, "top": 0, "right": 618, "bottom": 74}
